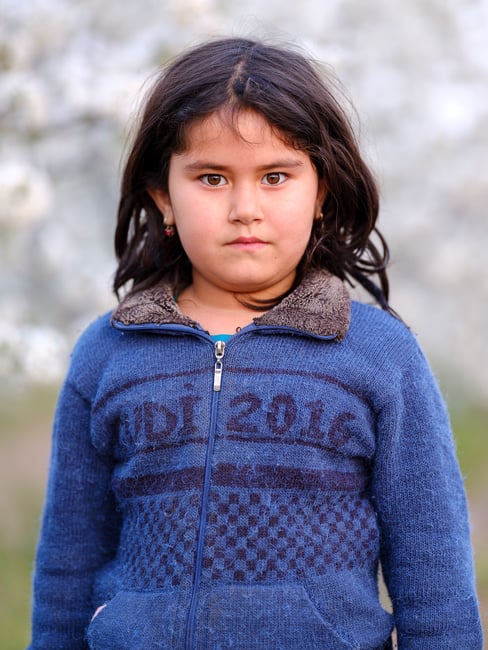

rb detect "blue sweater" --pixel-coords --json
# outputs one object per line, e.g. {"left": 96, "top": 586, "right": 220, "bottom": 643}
{"left": 29, "top": 271, "right": 482, "bottom": 649}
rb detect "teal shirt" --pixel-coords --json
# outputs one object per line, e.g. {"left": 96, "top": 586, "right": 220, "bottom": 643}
{"left": 211, "top": 334, "right": 233, "bottom": 342}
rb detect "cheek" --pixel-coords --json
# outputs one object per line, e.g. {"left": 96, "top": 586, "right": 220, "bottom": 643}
{"left": 174, "top": 218, "right": 215, "bottom": 267}
{"left": 279, "top": 224, "right": 314, "bottom": 264}
{"left": 295, "top": 219, "right": 316, "bottom": 256}
{"left": 171, "top": 197, "right": 207, "bottom": 236}
{"left": 175, "top": 216, "right": 213, "bottom": 248}
{"left": 285, "top": 214, "right": 312, "bottom": 236}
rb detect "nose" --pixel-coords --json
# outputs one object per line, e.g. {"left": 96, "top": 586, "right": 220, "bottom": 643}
{"left": 229, "top": 182, "right": 263, "bottom": 224}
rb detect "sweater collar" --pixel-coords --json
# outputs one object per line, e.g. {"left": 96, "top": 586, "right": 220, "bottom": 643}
{"left": 112, "top": 270, "right": 351, "bottom": 341}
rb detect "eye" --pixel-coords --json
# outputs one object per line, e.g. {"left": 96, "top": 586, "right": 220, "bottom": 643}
{"left": 262, "top": 172, "right": 287, "bottom": 186}
{"left": 200, "top": 174, "right": 227, "bottom": 187}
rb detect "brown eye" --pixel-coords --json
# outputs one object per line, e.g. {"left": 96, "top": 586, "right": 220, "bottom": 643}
{"left": 202, "top": 174, "right": 226, "bottom": 186}
{"left": 263, "top": 172, "right": 286, "bottom": 185}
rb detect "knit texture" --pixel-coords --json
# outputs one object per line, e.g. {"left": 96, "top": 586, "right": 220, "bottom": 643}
{"left": 29, "top": 271, "right": 483, "bottom": 649}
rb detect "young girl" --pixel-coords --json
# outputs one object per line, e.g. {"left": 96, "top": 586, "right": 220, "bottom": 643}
{"left": 29, "top": 38, "right": 482, "bottom": 649}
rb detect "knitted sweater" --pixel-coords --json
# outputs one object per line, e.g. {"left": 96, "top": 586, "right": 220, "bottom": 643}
{"left": 29, "top": 271, "right": 482, "bottom": 649}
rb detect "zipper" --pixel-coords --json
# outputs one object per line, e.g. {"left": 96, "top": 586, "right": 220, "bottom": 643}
{"left": 213, "top": 340, "right": 226, "bottom": 391}
{"left": 185, "top": 339, "right": 226, "bottom": 649}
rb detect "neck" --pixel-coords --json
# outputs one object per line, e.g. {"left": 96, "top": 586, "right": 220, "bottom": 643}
{"left": 176, "top": 285, "right": 260, "bottom": 335}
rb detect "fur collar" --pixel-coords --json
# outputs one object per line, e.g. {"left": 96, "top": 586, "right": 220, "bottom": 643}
{"left": 112, "top": 270, "right": 350, "bottom": 341}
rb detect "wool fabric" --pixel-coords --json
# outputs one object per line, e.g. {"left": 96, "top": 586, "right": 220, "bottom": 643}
{"left": 29, "top": 271, "right": 483, "bottom": 649}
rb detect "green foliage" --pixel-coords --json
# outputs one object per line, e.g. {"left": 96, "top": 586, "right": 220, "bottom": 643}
{"left": 450, "top": 406, "right": 488, "bottom": 634}
{"left": 451, "top": 406, "right": 488, "bottom": 490}
{"left": 0, "top": 491, "right": 41, "bottom": 650}
{"left": 0, "top": 384, "right": 58, "bottom": 441}
{"left": 0, "top": 384, "right": 56, "bottom": 650}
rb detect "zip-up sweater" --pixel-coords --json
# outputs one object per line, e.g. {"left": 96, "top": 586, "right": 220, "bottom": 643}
{"left": 29, "top": 270, "right": 482, "bottom": 649}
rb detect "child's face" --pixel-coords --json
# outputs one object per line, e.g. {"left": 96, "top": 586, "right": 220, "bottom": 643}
{"left": 150, "top": 110, "right": 326, "bottom": 301}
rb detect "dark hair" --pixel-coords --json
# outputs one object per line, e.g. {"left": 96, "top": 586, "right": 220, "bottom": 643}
{"left": 114, "top": 37, "right": 393, "bottom": 313}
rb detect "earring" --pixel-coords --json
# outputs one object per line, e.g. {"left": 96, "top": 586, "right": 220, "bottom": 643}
{"left": 164, "top": 224, "right": 175, "bottom": 237}
{"left": 316, "top": 211, "right": 324, "bottom": 221}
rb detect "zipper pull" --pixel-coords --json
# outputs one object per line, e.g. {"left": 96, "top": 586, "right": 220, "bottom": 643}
{"left": 213, "top": 340, "right": 226, "bottom": 392}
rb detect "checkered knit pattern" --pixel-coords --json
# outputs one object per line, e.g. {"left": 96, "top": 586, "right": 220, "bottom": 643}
{"left": 29, "top": 272, "right": 483, "bottom": 649}
{"left": 112, "top": 489, "right": 379, "bottom": 594}
{"left": 203, "top": 490, "right": 378, "bottom": 582}
{"left": 121, "top": 493, "right": 201, "bottom": 589}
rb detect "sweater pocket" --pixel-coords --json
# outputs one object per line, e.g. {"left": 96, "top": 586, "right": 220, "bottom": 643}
{"left": 86, "top": 589, "right": 185, "bottom": 649}
{"left": 196, "top": 584, "right": 355, "bottom": 649}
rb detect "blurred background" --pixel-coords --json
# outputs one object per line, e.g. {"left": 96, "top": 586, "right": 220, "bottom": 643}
{"left": 0, "top": 0, "right": 486, "bottom": 646}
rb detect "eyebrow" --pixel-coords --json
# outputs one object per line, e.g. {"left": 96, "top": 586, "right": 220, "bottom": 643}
{"left": 183, "top": 159, "right": 305, "bottom": 172}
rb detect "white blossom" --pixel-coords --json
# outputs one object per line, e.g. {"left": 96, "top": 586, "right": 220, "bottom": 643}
{"left": 0, "top": 0, "right": 486, "bottom": 400}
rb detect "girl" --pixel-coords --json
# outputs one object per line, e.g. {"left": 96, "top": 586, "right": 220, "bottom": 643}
{"left": 29, "top": 38, "right": 482, "bottom": 649}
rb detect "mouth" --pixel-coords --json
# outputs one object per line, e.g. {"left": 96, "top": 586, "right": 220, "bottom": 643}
{"left": 227, "top": 236, "right": 267, "bottom": 249}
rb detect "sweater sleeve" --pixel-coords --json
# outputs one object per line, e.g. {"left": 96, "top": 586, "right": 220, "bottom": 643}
{"left": 371, "top": 342, "right": 483, "bottom": 649}
{"left": 28, "top": 376, "right": 120, "bottom": 649}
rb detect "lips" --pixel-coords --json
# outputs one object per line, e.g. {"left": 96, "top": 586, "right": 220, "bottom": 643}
{"left": 227, "top": 236, "right": 268, "bottom": 251}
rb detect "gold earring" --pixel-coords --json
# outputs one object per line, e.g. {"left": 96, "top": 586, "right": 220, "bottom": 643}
{"left": 164, "top": 224, "right": 175, "bottom": 237}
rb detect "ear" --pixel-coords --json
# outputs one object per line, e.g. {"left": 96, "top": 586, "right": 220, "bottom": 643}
{"left": 315, "top": 183, "right": 328, "bottom": 219}
{"left": 148, "top": 188, "right": 175, "bottom": 224}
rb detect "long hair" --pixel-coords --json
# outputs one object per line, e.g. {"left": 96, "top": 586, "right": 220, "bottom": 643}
{"left": 114, "top": 37, "right": 393, "bottom": 313}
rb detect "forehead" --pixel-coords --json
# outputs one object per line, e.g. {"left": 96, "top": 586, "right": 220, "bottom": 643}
{"left": 179, "top": 109, "right": 295, "bottom": 155}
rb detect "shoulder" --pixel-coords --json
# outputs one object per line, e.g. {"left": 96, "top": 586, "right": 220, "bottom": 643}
{"left": 346, "top": 302, "right": 449, "bottom": 416}
{"left": 71, "top": 310, "right": 120, "bottom": 355}
{"left": 349, "top": 300, "right": 417, "bottom": 349}
{"left": 65, "top": 310, "right": 123, "bottom": 396}
{"left": 347, "top": 300, "right": 432, "bottom": 377}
